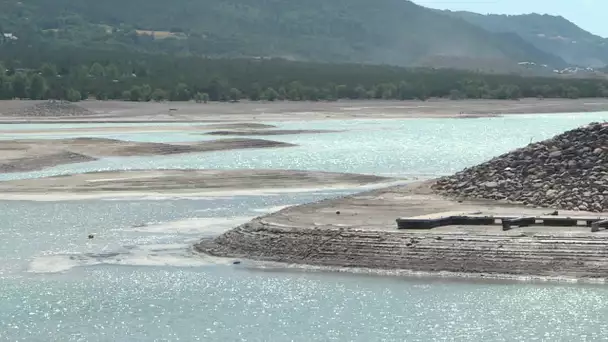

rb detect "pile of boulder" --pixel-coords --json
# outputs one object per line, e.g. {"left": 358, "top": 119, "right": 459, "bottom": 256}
{"left": 5, "top": 101, "right": 93, "bottom": 117}
{"left": 433, "top": 122, "right": 608, "bottom": 212}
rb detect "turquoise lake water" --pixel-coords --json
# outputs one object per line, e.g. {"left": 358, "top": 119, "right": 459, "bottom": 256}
{"left": 2, "top": 112, "right": 608, "bottom": 341}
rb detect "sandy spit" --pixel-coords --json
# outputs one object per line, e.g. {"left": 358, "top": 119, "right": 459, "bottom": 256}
{"left": 205, "top": 129, "right": 341, "bottom": 136}
{"left": 0, "top": 169, "right": 395, "bottom": 200}
{"left": 0, "top": 137, "right": 294, "bottom": 173}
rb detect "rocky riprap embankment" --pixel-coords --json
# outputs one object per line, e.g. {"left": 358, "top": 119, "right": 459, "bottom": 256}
{"left": 4, "top": 101, "right": 93, "bottom": 117}
{"left": 433, "top": 122, "right": 608, "bottom": 212}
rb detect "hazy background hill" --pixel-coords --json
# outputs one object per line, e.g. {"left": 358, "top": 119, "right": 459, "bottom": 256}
{"left": 0, "top": 0, "right": 567, "bottom": 71}
{"left": 444, "top": 11, "right": 608, "bottom": 68}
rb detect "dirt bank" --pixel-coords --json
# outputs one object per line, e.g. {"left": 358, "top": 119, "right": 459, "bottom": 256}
{"left": 0, "top": 137, "right": 294, "bottom": 173}
{"left": 0, "top": 169, "right": 392, "bottom": 198}
{"left": 1, "top": 98, "right": 608, "bottom": 123}
{"left": 196, "top": 181, "right": 608, "bottom": 279}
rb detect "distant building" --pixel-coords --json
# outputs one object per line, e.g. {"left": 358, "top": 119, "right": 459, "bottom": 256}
{"left": 2, "top": 33, "right": 18, "bottom": 40}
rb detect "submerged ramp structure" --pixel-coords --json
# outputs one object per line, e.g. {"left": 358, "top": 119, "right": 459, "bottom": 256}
{"left": 397, "top": 211, "right": 608, "bottom": 231}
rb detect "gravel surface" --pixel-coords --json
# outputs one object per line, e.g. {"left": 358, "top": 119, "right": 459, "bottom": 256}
{"left": 433, "top": 122, "right": 608, "bottom": 211}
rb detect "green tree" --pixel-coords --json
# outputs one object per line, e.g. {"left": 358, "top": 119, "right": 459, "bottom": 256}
{"left": 173, "top": 83, "right": 190, "bottom": 101}
{"left": 194, "top": 92, "right": 210, "bottom": 103}
{"left": 11, "top": 74, "right": 28, "bottom": 99}
{"left": 40, "top": 63, "right": 58, "bottom": 79}
{"left": 565, "top": 86, "right": 580, "bottom": 99}
{"left": 129, "top": 86, "right": 142, "bottom": 101}
{"left": 263, "top": 87, "right": 279, "bottom": 101}
{"left": 380, "top": 83, "right": 397, "bottom": 99}
{"left": 336, "top": 84, "right": 349, "bottom": 99}
{"left": 105, "top": 64, "right": 120, "bottom": 79}
{"left": 278, "top": 87, "right": 287, "bottom": 101}
{"left": 208, "top": 77, "right": 227, "bottom": 101}
{"left": 151, "top": 89, "right": 167, "bottom": 102}
{"left": 229, "top": 88, "right": 241, "bottom": 102}
{"left": 0, "top": 74, "right": 13, "bottom": 100}
{"left": 89, "top": 62, "right": 106, "bottom": 78}
{"left": 95, "top": 91, "right": 108, "bottom": 100}
{"left": 354, "top": 85, "right": 367, "bottom": 99}
{"left": 66, "top": 88, "right": 81, "bottom": 102}
{"left": 28, "top": 74, "right": 48, "bottom": 100}
{"left": 287, "top": 81, "right": 303, "bottom": 101}
{"left": 449, "top": 89, "right": 463, "bottom": 100}
{"left": 140, "top": 84, "right": 152, "bottom": 101}
{"left": 397, "top": 81, "right": 414, "bottom": 100}
{"left": 248, "top": 83, "right": 262, "bottom": 101}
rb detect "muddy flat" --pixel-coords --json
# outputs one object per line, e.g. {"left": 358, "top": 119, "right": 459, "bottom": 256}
{"left": 205, "top": 129, "right": 341, "bottom": 136}
{"left": 0, "top": 169, "right": 392, "bottom": 198}
{"left": 0, "top": 137, "right": 294, "bottom": 173}
{"left": 1, "top": 98, "right": 608, "bottom": 123}
{"left": 0, "top": 123, "right": 277, "bottom": 135}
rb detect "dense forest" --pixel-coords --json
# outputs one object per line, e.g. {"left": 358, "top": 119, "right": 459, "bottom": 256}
{"left": 0, "top": 43, "right": 606, "bottom": 103}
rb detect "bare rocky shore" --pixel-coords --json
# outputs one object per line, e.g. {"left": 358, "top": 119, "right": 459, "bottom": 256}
{"left": 433, "top": 122, "right": 608, "bottom": 212}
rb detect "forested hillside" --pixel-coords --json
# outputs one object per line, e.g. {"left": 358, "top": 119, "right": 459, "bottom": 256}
{"left": 0, "top": 0, "right": 566, "bottom": 69}
{"left": 0, "top": 43, "right": 605, "bottom": 103}
{"left": 444, "top": 11, "right": 608, "bottom": 67}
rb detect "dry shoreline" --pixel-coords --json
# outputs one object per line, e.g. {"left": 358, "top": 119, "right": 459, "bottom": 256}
{"left": 1, "top": 98, "right": 608, "bottom": 123}
{"left": 196, "top": 181, "right": 608, "bottom": 280}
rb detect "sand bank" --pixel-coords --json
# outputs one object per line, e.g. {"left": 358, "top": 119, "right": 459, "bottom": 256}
{"left": 205, "top": 129, "right": 341, "bottom": 136}
{"left": 1, "top": 98, "right": 608, "bottom": 123}
{"left": 196, "top": 181, "right": 608, "bottom": 279}
{"left": 0, "top": 123, "right": 277, "bottom": 135}
{"left": 0, "top": 137, "right": 294, "bottom": 172}
{"left": 0, "top": 169, "right": 393, "bottom": 200}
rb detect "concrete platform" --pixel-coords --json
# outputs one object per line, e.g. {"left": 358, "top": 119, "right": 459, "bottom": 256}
{"left": 397, "top": 211, "right": 608, "bottom": 231}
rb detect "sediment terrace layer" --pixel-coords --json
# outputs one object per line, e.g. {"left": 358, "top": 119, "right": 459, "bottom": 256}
{"left": 0, "top": 123, "right": 277, "bottom": 135}
{"left": 3, "top": 99, "right": 608, "bottom": 123}
{"left": 205, "top": 129, "right": 340, "bottom": 136}
{"left": 0, "top": 169, "right": 391, "bottom": 196}
{"left": 0, "top": 137, "right": 294, "bottom": 172}
{"left": 197, "top": 182, "right": 608, "bottom": 279}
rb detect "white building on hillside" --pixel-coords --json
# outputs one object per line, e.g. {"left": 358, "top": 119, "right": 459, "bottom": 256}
{"left": 2, "top": 33, "right": 18, "bottom": 40}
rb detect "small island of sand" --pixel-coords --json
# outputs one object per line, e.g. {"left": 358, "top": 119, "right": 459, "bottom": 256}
{"left": 0, "top": 169, "right": 393, "bottom": 199}
{"left": 0, "top": 137, "right": 295, "bottom": 173}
